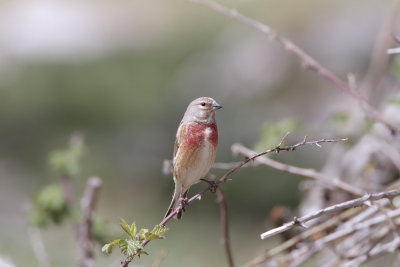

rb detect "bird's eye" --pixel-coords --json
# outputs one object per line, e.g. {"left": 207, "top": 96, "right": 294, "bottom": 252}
{"left": 200, "top": 102, "right": 206, "bottom": 106}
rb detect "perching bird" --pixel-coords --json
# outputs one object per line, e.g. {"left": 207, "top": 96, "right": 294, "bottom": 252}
{"left": 165, "top": 97, "right": 222, "bottom": 219}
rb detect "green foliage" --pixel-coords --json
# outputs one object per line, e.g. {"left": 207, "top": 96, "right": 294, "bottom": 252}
{"left": 146, "top": 225, "right": 168, "bottom": 240}
{"left": 254, "top": 118, "right": 300, "bottom": 152}
{"left": 30, "top": 134, "right": 85, "bottom": 228}
{"left": 29, "top": 185, "right": 69, "bottom": 227}
{"left": 102, "top": 239, "right": 121, "bottom": 254}
{"left": 102, "top": 219, "right": 169, "bottom": 260}
{"left": 139, "top": 228, "right": 149, "bottom": 240}
{"left": 120, "top": 218, "right": 136, "bottom": 239}
{"left": 119, "top": 240, "right": 143, "bottom": 257}
{"left": 49, "top": 134, "right": 84, "bottom": 177}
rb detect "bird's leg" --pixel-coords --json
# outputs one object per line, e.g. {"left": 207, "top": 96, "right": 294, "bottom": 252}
{"left": 200, "top": 178, "right": 218, "bottom": 193}
{"left": 179, "top": 185, "right": 189, "bottom": 211}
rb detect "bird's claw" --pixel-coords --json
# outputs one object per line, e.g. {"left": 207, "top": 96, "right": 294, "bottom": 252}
{"left": 201, "top": 178, "right": 218, "bottom": 193}
{"left": 179, "top": 197, "right": 189, "bottom": 211}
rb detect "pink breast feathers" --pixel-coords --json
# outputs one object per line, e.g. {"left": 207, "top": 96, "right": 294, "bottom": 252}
{"left": 186, "top": 123, "right": 218, "bottom": 149}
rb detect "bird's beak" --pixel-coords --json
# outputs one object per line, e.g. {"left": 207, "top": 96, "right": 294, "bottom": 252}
{"left": 212, "top": 102, "right": 223, "bottom": 110}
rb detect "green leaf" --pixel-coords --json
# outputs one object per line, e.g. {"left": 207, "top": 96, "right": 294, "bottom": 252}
{"left": 130, "top": 222, "right": 137, "bottom": 238}
{"left": 33, "top": 184, "right": 69, "bottom": 225}
{"left": 139, "top": 228, "right": 149, "bottom": 241}
{"left": 120, "top": 219, "right": 136, "bottom": 238}
{"left": 145, "top": 225, "right": 168, "bottom": 240}
{"left": 119, "top": 239, "right": 143, "bottom": 257}
{"left": 35, "top": 185, "right": 65, "bottom": 211}
{"left": 102, "top": 239, "right": 121, "bottom": 254}
{"left": 151, "top": 225, "right": 168, "bottom": 236}
{"left": 137, "top": 250, "right": 149, "bottom": 258}
{"left": 49, "top": 134, "right": 84, "bottom": 177}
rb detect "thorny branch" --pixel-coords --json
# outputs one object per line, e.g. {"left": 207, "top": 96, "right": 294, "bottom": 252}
{"left": 246, "top": 207, "right": 362, "bottom": 266}
{"left": 231, "top": 143, "right": 364, "bottom": 196}
{"left": 121, "top": 136, "right": 345, "bottom": 266}
{"left": 253, "top": 211, "right": 400, "bottom": 267}
{"left": 78, "top": 177, "right": 102, "bottom": 267}
{"left": 187, "top": 0, "right": 397, "bottom": 135}
{"left": 260, "top": 189, "right": 400, "bottom": 240}
{"left": 60, "top": 172, "right": 102, "bottom": 267}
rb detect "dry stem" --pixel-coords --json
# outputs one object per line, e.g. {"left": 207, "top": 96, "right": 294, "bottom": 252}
{"left": 121, "top": 136, "right": 345, "bottom": 266}
{"left": 78, "top": 177, "right": 102, "bottom": 267}
{"left": 187, "top": 0, "right": 397, "bottom": 135}
{"left": 217, "top": 187, "right": 235, "bottom": 267}
{"left": 231, "top": 143, "right": 364, "bottom": 196}
{"left": 260, "top": 189, "right": 400, "bottom": 240}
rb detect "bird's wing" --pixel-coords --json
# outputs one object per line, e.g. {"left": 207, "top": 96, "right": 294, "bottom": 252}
{"left": 173, "top": 122, "right": 185, "bottom": 161}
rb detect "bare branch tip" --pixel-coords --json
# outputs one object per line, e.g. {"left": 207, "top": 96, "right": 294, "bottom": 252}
{"left": 278, "top": 132, "right": 290, "bottom": 146}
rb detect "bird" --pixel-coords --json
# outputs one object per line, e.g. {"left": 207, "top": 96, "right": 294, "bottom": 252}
{"left": 164, "top": 97, "right": 222, "bottom": 219}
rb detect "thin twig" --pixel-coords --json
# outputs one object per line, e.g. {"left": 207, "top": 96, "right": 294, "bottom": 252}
{"left": 249, "top": 207, "right": 361, "bottom": 266}
{"left": 28, "top": 227, "right": 51, "bottom": 267}
{"left": 121, "top": 136, "right": 345, "bottom": 266}
{"left": 61, "top": 174, "right": 75, "bottom": 205}
{"left": 231, "top": 143, "right": 364, "bottom": 197}
{"left": 78, "top": 177, "right": 102, "bottom": 267}
{"left": 376, "top": 203, "right": 400, "bottom": 241}
{"left": 263, "top": 212, "right": 400, "bottom": 267}
{"left": 342, "top": 237, "right": 400, "bottom": 267}
{"left": 260, "top": 189, "right": 400, "bottom": 240}
{"left": 245, "top": 208, "right": 359, "bottom": 266}
{"left": 388, "top": 47, "right": 400, "bottom": 54}
{"left": 216, "top": 187, "right": 235, "bottom": 267}
{"left": 187, "top": 0, "right": 397, "bottom": 135}
{"left": 213, "top": 161, "right": 261, "bottom": 170}
{"left": 151, "top": 249, "right": 169, "bottom": 267}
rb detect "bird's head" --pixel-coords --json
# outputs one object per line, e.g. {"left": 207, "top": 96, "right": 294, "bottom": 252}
{"left": 184, "top": 97, "right": 222, "bottom": 124}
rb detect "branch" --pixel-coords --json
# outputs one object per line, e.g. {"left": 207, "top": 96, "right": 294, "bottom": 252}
{"left": 342, "top": 236, "right": 400, "bottom": 267}
{"left": 387, "top": 47, "right": 400, "bottom": 54}
{"left": 246, "top": 207, "right": 362, "bottom": 266}
{"left": 78, "top": 177, "right": 102, "bottom": 267}
{"left": 28, "top": 227, "right": 51, "bottom": 267}
{"left": 216, "top": 187, "right": 235, "bottom": 267}
{"left": 260, "top": 210, "right": 400, "bottom": 266}
{"left": 60, "top": 174, "right": 75, "bottom": 206}
{"left": 151, "top": 249, "right": 169, "bottom": 267}
{"left": 260, "top": 189, "right": 400, "bottom": 240}
{"left": 187, "top": 0, "right": 397, "bottom": 135}
{"left": 122, "top": 136, "right": 344, "bottom": 265}
{"left": 231, "top": 143, "right": 364, "bottom": 196}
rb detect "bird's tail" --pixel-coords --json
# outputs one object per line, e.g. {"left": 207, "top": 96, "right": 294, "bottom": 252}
{"left": 164, "top": 181, "right": 187, "bottom": 220}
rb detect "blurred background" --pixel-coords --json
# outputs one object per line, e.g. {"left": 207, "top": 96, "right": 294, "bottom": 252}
{"left": 0, "top": 0, "right": 399, "bottom": 266}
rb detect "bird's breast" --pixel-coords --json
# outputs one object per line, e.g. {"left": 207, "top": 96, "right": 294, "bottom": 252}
{"left": 185, "top": 123, "right": 218, "bottom": 149}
